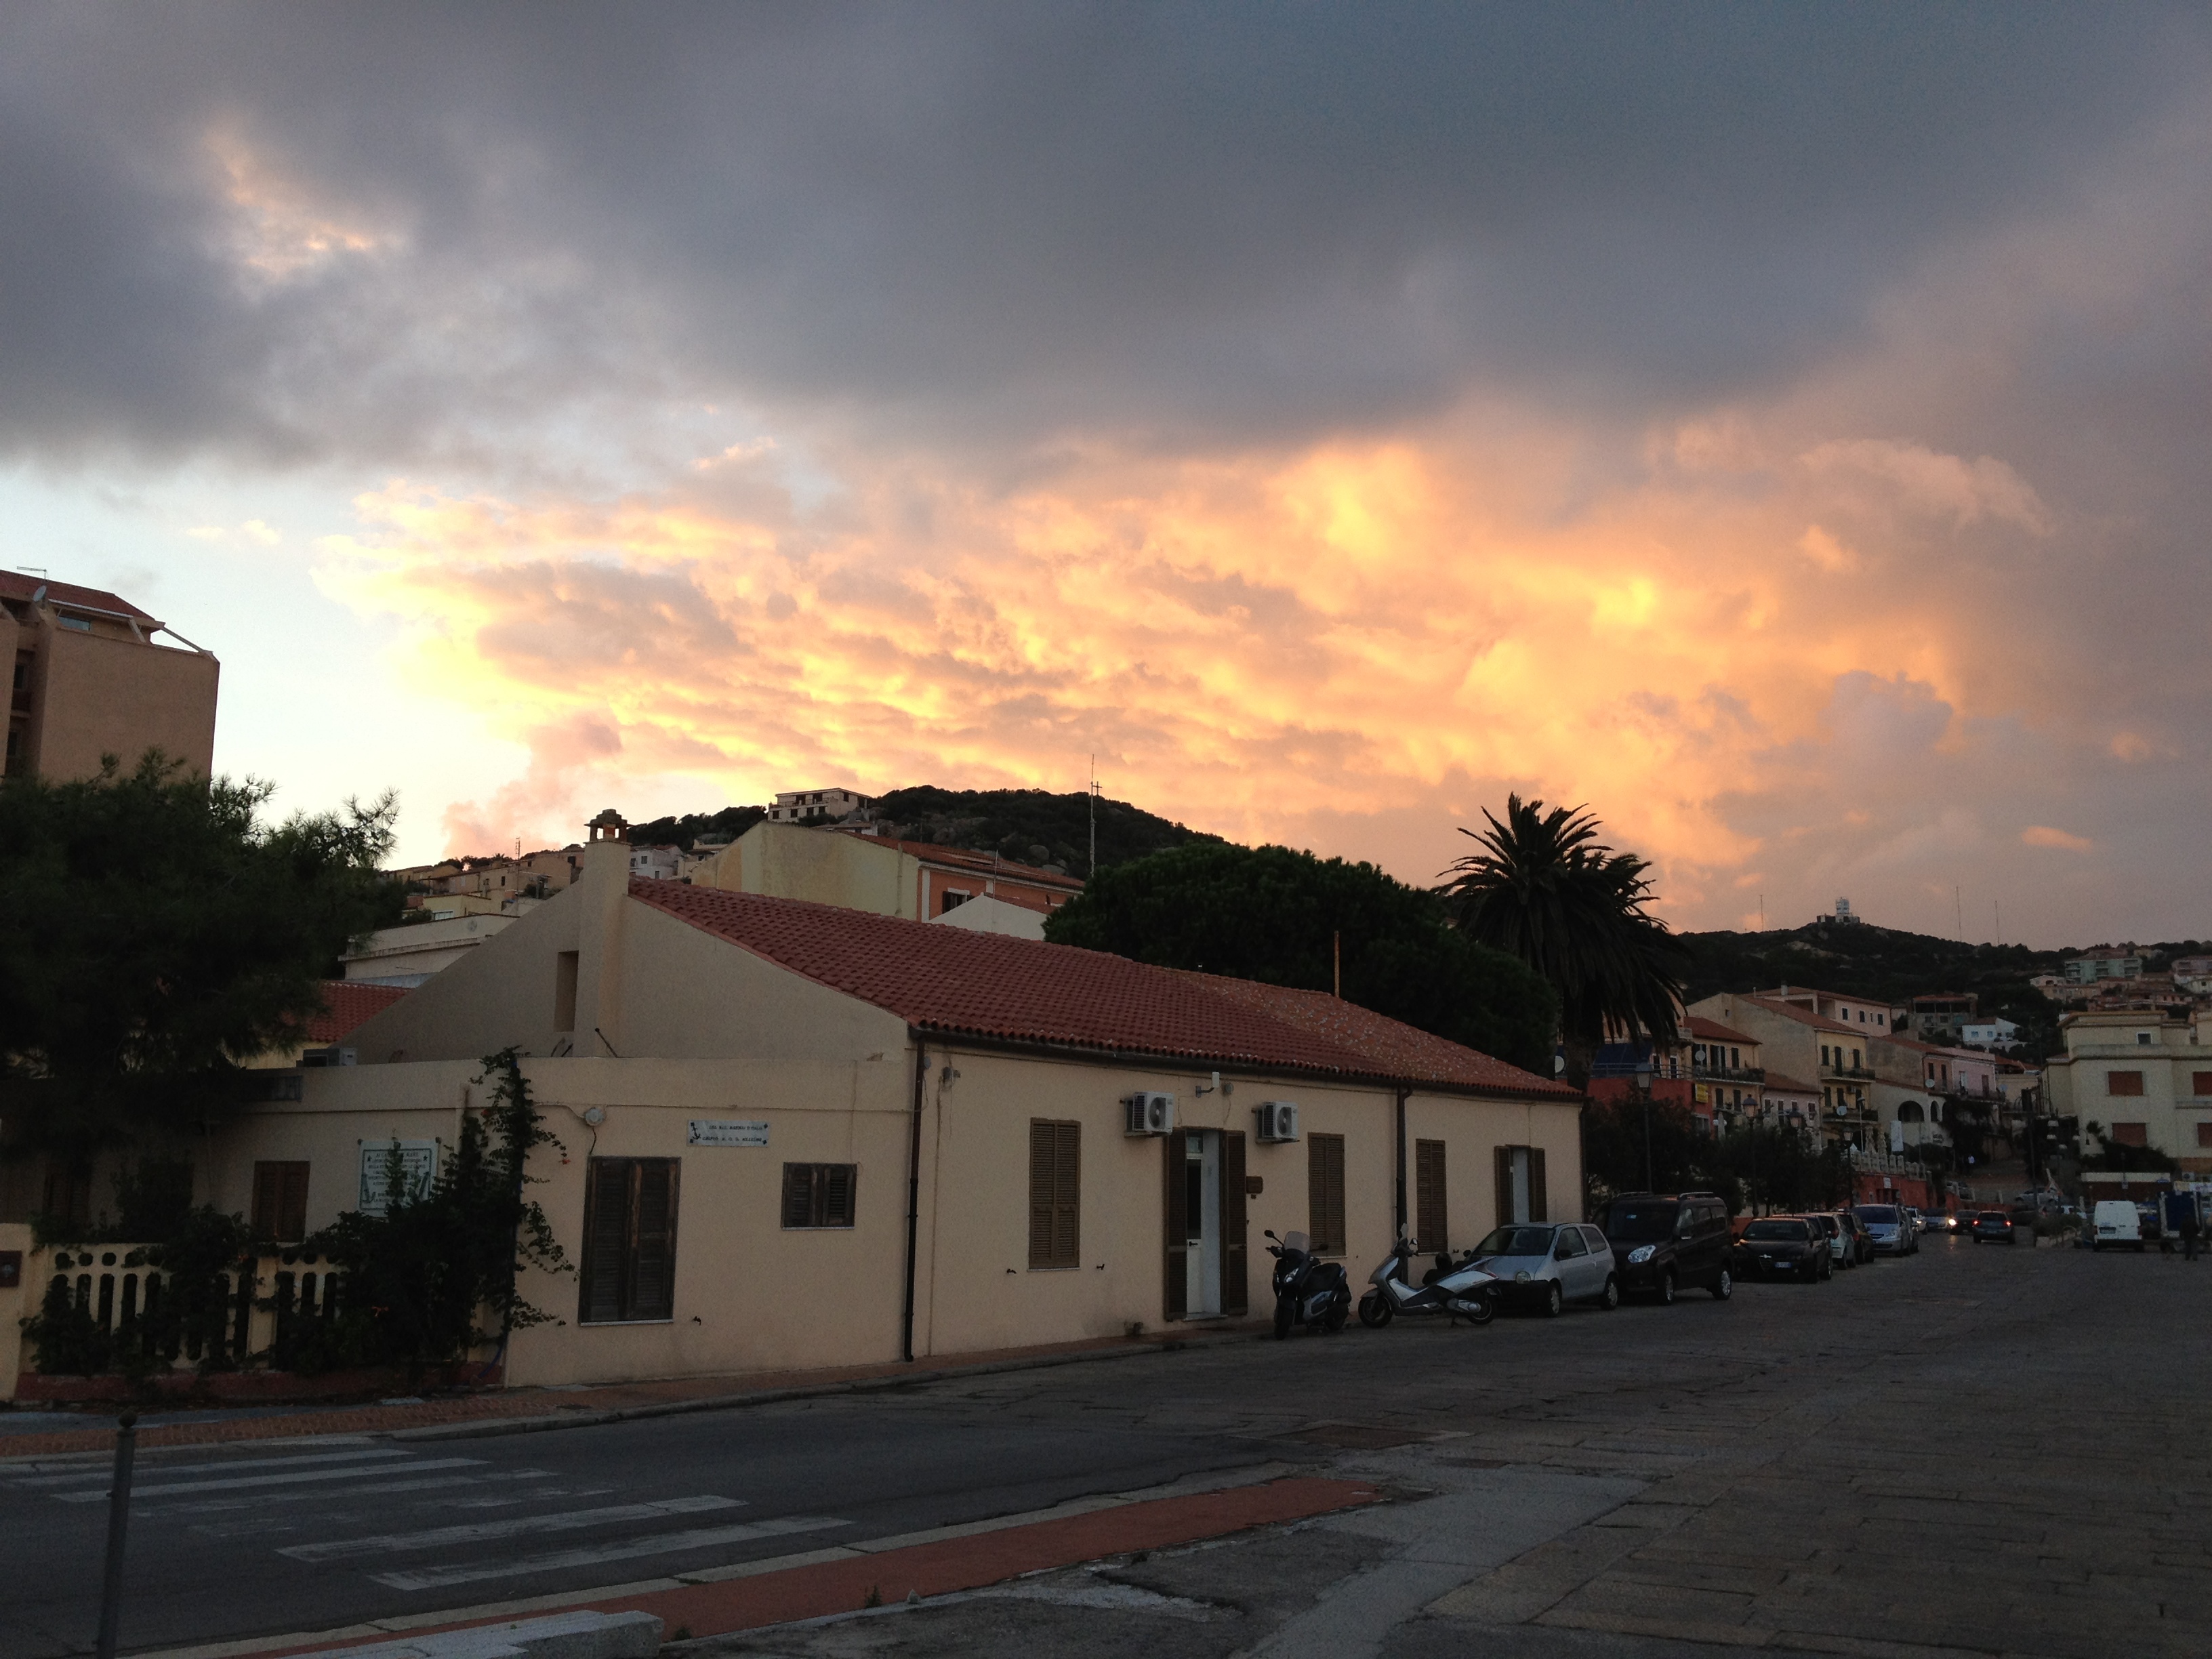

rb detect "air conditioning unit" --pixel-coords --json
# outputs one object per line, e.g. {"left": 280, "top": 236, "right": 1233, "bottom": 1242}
{"left": 1254, "top": 1100, "right": 1300, "bottom": 1143}
{"left": 1124, "top": 1092, "right": 1176, "bottom": 1136}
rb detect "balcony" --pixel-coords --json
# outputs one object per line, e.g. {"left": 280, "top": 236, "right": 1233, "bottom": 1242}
{"left": 1694, "top": 1064, "right": 1765, "bottom": 1084}
{"left": 1824, "top": 1063, "right": 1877, "bottom": 1080}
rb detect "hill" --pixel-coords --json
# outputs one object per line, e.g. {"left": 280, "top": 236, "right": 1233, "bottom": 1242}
{"left": 628, "top": 785, "right": 1216, "bottom": 877}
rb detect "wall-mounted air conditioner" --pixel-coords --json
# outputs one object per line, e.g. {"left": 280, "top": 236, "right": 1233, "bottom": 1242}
{"left": 1254, "top": 1100, "right": 1300, "bottom": 1143}
{"left": 1125, "top": 1092, "right": 1176, "bottom": 1136}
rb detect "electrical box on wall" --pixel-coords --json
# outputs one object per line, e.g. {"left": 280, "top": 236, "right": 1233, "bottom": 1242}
{"left": 1124, "top": 1091, "right": 1176, "bottom": 1135}
{"left": 1254, "top": 1100, "right": 1300, "bottom": 1143}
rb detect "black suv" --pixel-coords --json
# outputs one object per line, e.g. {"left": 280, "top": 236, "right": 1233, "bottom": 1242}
{"left": 1735, "top": 1215, "right": 1830, "bottom": 1282}
{"left": 1595, "top": 1190, "right": 1734, "bottom": 1303}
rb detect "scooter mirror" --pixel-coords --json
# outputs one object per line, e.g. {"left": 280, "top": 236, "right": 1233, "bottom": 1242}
{"left": 1264, "top": 1229, "right": 1279, "bottom": 1241}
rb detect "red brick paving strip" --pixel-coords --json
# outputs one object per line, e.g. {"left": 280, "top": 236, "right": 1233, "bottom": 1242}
{"left": 252, "top": 1477, "right": 1376, "bottom": 1656}
{"left": 0, "top": 1330, "right": 1262, "bottom": 1460}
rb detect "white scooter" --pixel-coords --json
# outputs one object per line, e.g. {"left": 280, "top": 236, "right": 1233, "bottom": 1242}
{"left": 1356, "top": 1233, "right": 1498, "bottom": 1328}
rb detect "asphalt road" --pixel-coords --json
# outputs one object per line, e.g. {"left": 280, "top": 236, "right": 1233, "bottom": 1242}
{"left": 5, "top": 1230, "right": 2205, "bottom": 1659}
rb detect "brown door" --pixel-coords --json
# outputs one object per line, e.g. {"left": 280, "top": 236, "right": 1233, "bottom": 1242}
{"left": 1162, "top": 1134, "right": 1188, "bottom": 1321}
{"left": 1221, "top": 1132, "right": 1248, "bottom": 1315}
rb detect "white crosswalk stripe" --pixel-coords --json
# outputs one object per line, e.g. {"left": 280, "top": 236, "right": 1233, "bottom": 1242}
{"left": 9, "top": 1448, "right": 409, "bottom": 1488}
{"left": 52, "top": 1456, "right": 485, "bottom": 1501}
{"left": 369, "top": 1515, "right": 852, "bottom": 1591}
{"left": 280, "top": 1494, "right": 742, "bottom": 1561}
{"left": 150, "top": 1471, "right": 569, "bottom": 1516}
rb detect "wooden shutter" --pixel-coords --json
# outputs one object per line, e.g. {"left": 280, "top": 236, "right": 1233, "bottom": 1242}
{"left": 782, "top": 1164, "right": 815, "bottom": 1229}
{"left": 2193, "top": 1071, "right": 2212, "bottom": 1097}
{"left": 1221, "top": 1132, "right": 1248, "bottom": 1316}
{"left": 2108, "top": 1071, "right": 2145, "bottom": 1096}
{"left": 1528, "top": 1147, "right": 1548, "bottom": 1223}
{"left": 1029, "top": 1122, "right": 1079, "bottom": 1269}
{"left": 822, "top": 1163, "right": 857, "bottom": 1228}
{"left": 1308, "top": 1134, "right": 1345, "bottom": 1256}
{"left": 630, "top": 1160, "right": 678, "bottom": 1320}
{"left": 579, "top": 1158, "right": 631, "bottom": 1323}
{"left": 251, "top": 1162, "right": 310, "bottom": 1243}
{"left": 1494, "top": 1147, "right": 1513, "bottom": 1231}
{"left": 1162, "top": 1134, "right": 1187, "bottom": 1319}
{"left": 1414, "top": 1141, "right": 1447, "bottom": 1254}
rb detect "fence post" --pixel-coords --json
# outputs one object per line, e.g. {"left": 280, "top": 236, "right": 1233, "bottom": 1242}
{"left": 94, "top": 1409, "right": 138, "bottom": 1659}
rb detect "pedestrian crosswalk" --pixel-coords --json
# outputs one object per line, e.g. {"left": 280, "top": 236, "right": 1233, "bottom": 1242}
{"left": 3, "top": 1439, "right": 850, "bottom": 1597}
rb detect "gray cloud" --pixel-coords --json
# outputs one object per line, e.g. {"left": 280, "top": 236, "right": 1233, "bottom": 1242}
{"left": 1, "top": 3, "right": 2205, "bottom": 466}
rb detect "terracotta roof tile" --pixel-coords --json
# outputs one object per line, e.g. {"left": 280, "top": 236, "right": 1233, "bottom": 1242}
{"left": 0, "top": 569, "right": 161, "bottom": 625}
{"left": 1686, "top": 1015, "right": 1757, "bottom": 1045}
{"left": 1760, "top": 1071, "right": 1819, "bottom": 1094}
{"left": 1736, "top": 994, "right": 1857, "bottom": 1036}
{"left": 630, "top": 879, "right": 1573, "bottom": 1099}
{"left": 304, "top": 981, "right": 410, "bottom": 1043}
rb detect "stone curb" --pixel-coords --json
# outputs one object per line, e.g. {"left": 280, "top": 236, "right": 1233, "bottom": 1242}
{"left": 284, "top": 1611, "right": 661, "bottom": 1659}
{"left": 390, "top": 1329, "right": 1263, "bottom": 1443}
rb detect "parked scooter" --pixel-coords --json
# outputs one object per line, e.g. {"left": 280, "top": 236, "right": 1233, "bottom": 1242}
{"left": 1356, "top": 1233, "right": 1498, "bottom": 1328}
{"left": 1265, "top": 1229, "right": 1352, "bottom": 1338}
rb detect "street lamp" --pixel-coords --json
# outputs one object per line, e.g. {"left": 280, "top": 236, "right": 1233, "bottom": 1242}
{"left": 1635, "top": 1058, "right": 1656, "bottom": 1192}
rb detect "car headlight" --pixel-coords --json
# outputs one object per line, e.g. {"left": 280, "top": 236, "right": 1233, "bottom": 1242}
{"left": 1515, "top": 1271, "right": 1531, "bottom": 1283}
{"left": 1628, "top": 1245, "right": 1656, "bottom": 1264}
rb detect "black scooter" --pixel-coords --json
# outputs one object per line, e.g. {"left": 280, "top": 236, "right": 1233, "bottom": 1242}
{"left": 1266, "top": 1229, "right": 1351, "bottom": 1338}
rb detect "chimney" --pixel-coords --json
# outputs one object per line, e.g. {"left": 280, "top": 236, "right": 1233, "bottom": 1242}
{"left": 577, "top": 809, "right": 630, "bottom": 1057}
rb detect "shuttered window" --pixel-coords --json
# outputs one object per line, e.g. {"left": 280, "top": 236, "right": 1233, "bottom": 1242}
{"left": 781, "top": 1163, "right": 858, "bottom": 1229}
{"left": 1307, "top": 1133, "right": 1347, "bottom": 1256}
{"left": 1493, "top": 1145, "right": 1549, "bottom": 1226}
{"left": 579, "top": 1158, "right": 680, "bottom": 1324}
{"left": 2110, "top": 1122, "right": 2148, "bottom": 1146}
{"left": 2108, "top": 1071, "right": 2146, "bottom": 1097}
{"left": 251, "top": 1162, "right": 311, "bottom": 1243}
{"left": 1028, "top": 1120, "right": 1080, "bottom": 1269}
{"left": 2193, "top": 1072, "right": 2212, "bottom": 1097}
{"left": 1414, "top": 1141, "right": 1448, "bottom": 1254}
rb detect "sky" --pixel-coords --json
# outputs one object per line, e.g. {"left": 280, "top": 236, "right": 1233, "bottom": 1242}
{"left": 4, "top": 4, "right": 2209, "bottom": 947}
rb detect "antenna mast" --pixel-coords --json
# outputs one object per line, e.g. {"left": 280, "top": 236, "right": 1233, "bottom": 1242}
{"left": 1087, "top": 754, "right": 1099, "bottom": 877}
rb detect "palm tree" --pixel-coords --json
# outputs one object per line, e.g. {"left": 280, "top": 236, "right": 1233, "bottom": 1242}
{"left": 1439, "top": 796, "right": 1683, "bottom": 1087}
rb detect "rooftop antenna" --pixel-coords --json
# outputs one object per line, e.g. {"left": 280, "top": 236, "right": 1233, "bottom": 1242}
{"left": 1992, "top": 898, "right": 2001, "bottom": 945}
{"left": 1333, "top": 930, "right": 1342, "bottom": 999}
{"left": 1955, "top": 886, "right": 1964, "bottom": 941}
{"left": 1759, "top": 893, "right": 1765, "bottom": 931}
{"left": 1087, "top": 755, "right": 1099, "bottom": 877}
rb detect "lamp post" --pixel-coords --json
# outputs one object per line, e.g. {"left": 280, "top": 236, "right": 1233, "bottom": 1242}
{"left": 1635, "top": 1060, "right": 1656, "bottom": 1193}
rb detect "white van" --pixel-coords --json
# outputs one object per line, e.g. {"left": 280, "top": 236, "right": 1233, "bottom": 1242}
{"left": 2093, "top": 1200, "right": 2146, "bottom": 1252}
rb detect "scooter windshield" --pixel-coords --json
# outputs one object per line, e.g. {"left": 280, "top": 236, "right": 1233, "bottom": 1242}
{"left": 1278, "top": 1231, "right": 1311, "bottom": 1254}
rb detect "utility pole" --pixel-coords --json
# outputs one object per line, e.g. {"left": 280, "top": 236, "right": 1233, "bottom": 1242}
{"left": 95, "top": 1410, "right": 138, "bottom": 1659}
{"left": 1087, "top": 755, "right": 1098, "bottom": 877}
{"left": 1955, "top": 886, "right": 1964, "bottom": 941}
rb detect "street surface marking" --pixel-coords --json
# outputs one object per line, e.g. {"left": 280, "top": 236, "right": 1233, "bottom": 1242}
{"left": 369, "top": 1516, "right": 851, "bottom": 1591}
{"left": 9, "top": 1448, "right": 413, "bottom": 1487}
{"left": 281, "top": 1496, "right": 744, "bottom": 1561}
{"left": 53, "top": 1457, "right": 485, "bottom": 1500}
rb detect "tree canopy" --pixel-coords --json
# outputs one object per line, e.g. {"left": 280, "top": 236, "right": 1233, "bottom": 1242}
{"left": 1441, "top": 795, "right": 1683, "bottom": 1081}
{"left": 1042, "top": 841, "right": 1558, "bottom": 1075}
{"left": 0, "top": 755, "right": 402, "bottom": 1158}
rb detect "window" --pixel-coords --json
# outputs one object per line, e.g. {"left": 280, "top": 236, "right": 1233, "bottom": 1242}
{"left": 2193, "top": 1072, "right": 2212, "bottom": 1097}
{"left": 579, "top": 1158, "right": 679, "bottom": 1323}
{"left": 1307, "top": 1133, "right": 1347, "bottom": 1256}
{"left": 2196, "top": 1122, "right": 2212, "bottom": 1149}
{"left": 1028, "top": 1120, "right": 1080, "bottom": 1269}
{"left": 1414, "top": 1140, "right": 1448, "bottom": 1254}
{"left": 781, "top": 1163, "right": 857, "bottom": 1229}
{"left": 2138, "top": 1032, "right": 2154, "bottom": 1046}
{"left": 940, "top": 888, "right": 970, "bottom": 914}
{"left": 2108, "top": 1071, "right": 2146, "bottom": 1097}
{"left": 252, "top": 1162, "right": 310, "bottom": 1242}
{"left": 1493, "top": 1145, "right": 1547, "bottom": 1225}
{"left": 1555, "top": 1227, "right": 1586, "bottom": 1258}
{"left": 555, "top": 951, "right": 579, "bottom": 1032}
{"left": 2110, "top": 1122, "right": 2148, "bottom": 1147}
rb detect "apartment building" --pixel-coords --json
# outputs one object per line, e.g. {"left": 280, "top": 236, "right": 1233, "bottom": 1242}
{"left": 763, "top": 786, "right": 875, "bottom": 824}
{"left": 2043, "top": 1009, "right": 2212, "bottom": 1174}
{"left": 688, "top": 816, "right": 1083, "bottom": 922}
{"left": 2, "top": 571, "right": 219, "bottom": 781}
{"left": 2066, "top": 948, "right": 2144, "bottom": 985}
{"left": 1689, "top": 990, "right": 1877, "bottom": 1146}
{"left": 1687, "top": 1016, "right": 1763, "bottom": 1127}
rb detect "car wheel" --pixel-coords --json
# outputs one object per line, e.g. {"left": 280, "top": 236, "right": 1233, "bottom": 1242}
{"left": 1542, "top": 1281, "right": 1564, "bottom": 1317}
{"left": 1658, "top": 1268, "right": 1676, "bottom": 1306}
{"left": 1599, "top": 1274, "right": 1620, "bottom": 1311}
{"left": 1711, "top": 1267, "right": 1733, "bottom": 1301}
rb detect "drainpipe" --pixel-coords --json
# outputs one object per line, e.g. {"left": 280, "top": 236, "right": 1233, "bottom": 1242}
{"left": 1394, "top": 1085, "right": 1409, "bottom": 1241}
{"left": 901, "top": 1040, "right": 926, "bottom": 1363}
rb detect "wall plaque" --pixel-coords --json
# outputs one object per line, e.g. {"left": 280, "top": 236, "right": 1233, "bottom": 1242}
{"left": 688, "top": 1120, "right": 770, "bottom": 1147}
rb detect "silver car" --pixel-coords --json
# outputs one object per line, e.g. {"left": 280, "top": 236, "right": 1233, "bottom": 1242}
{"left": 1467, "top": 1222, "right": 1620, "bottom": 1317}
{"left": 1853, "top": 1203, "right": 1915, "bottom": 1255}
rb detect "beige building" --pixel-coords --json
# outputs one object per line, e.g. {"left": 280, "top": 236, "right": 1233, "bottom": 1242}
{"left": 688, "top": 817, "right": 1084, "bottom": 924}
{"left": 175, "top": 819, "right": 1579, "bottom": 1386}
{"left": 2044, "top": 1009, "right": 2212, "bottom": 1174}
{"left": 340, "top": 914, "right": 523, "bottom": 987}
{"left": 2, "top": 571, "right": 219, "bottom": 782}
{"left": 1689, "top": 991, "right": 1877, "bottom": 1146}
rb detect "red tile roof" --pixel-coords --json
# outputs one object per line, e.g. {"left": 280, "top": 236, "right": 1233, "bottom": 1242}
{"left": 1735, "top": 994, "right": 1856, "bottom": 1036}
{"left": 303, "top": 981, "right": 410, "bottom": 1043}
{"left": 0, "top": 570, "right": 161, "bottom": 626}
{"left": 1686, "top": 1015, "right": 1757, "bottom": 1045}
{"left": 832, "top": 830, "right": 1085, "bottom": 891}
{"left": 1760, "top": 1071, "right": 1819, "bottom": 1095}
{"left": 630, "top": 879, "right": 1573, "bottom": 1099}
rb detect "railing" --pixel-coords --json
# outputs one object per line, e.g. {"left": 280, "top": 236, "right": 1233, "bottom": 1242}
{"left": 25, "top": 1243, "right": 349, "bottom": 1375}
{"left": 1693, "top": 1065, "right": 1765, "bottom": 1084}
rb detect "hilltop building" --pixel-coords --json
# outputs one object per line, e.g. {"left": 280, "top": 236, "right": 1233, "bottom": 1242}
{"left": 764, "top": 786, "right": 875, "bottom": 825}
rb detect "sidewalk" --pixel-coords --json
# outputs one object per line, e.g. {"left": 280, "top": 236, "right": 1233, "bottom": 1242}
{"left": 0, "top": 1324, "right": 1265, "bottom": 1461}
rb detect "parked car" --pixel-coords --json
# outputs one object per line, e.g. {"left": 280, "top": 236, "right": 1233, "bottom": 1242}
{"left": 2135, "top": 1203, "right": 2165, "bottom": 1243}
{"left": 1969, "top": 1210, "right": 2017, "bottom": 1245}
{"left": 1594, "top": 1190, "right": 1735, "bottom": 1303}
{"left": 1465, "top": 1221, "right": 1620, "bottom": 1316}
{"left": 1734, "top": 1216, "right": 1830, "bottom": 1282}
{"left": 1853, "top": 1204, "right": 1915, "bottom": 1256}
{"left": 2092, "top": 1199, "right": 2146, "bottom": 1252}
{"left": 1810, "top": 1212, "right": 1855, "bottom": 1269}
{"left": 1901, "top": 1206, "right": 1925, "bottom": 1237}
{"left": 1837, "top": 1209, "right": 1875, "bottom": 1263}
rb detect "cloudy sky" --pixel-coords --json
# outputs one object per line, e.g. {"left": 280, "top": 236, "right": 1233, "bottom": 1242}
{"left": 6, "top": 4, "right": 2209, "bottom": 945}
